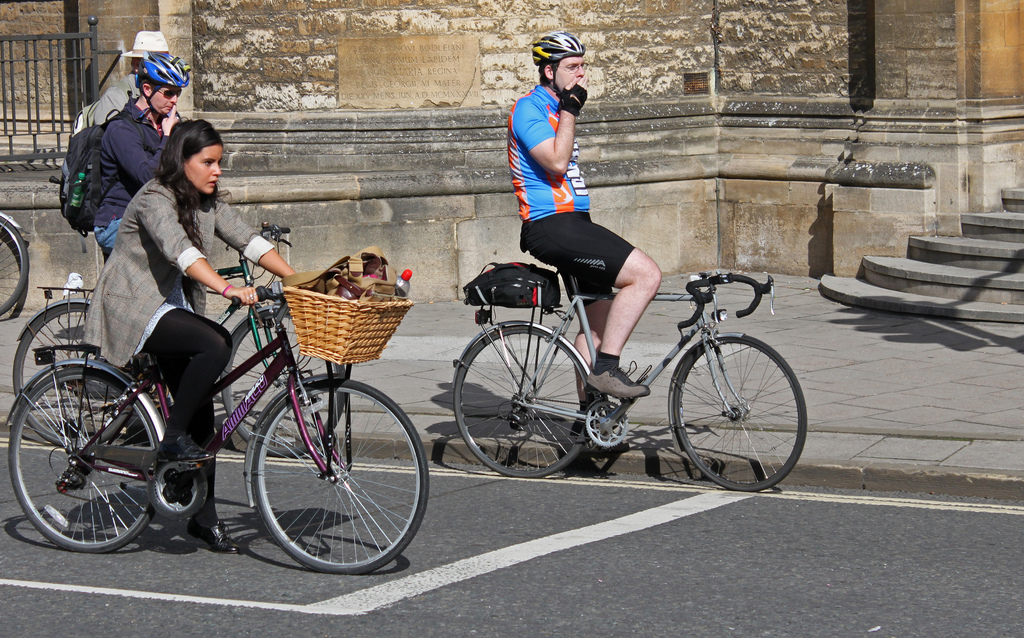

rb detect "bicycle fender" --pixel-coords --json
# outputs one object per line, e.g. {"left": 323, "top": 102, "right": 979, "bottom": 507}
{"left": 10, "top": 359, "right": 165, "bottom": 440}
{"left": 716, "top": 331, "right": 746, "bottom": 339}
{"left": 0, "top": 211, "right": 22, "bottom": 229}
{"left": 16, "top": 298, "right": 90, "bottom": 342}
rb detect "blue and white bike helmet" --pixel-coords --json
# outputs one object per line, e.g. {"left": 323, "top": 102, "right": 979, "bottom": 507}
{"left": 137, "top": 51, "right": 191, "bottom": 88}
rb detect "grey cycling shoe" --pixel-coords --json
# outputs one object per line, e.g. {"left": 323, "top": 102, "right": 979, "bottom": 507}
{"left": 585, "top": 367, "right": 650, "bottom": 399}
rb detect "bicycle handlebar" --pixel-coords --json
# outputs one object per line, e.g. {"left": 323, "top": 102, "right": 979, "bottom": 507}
{"left": 256, "top": 283, "right": 285, "bottom": 303}
{"left": 678, "top": 271, "right": 774, "bottom": 329}
{"left": 260, "top": 222, "right": 292, "bottom": 246}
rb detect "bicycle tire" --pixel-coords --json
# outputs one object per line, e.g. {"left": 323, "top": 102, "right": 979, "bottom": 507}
{"left": 9, "top": 365, "right": 158, "bottom": 552}
{"left": 668, "top": 334, "right": 807, "bottom": 491}
{"left": 249, "top": 377, "right": 429, "bottom": 574}
{"left": 12, "top": 298, "right": 91, "bottom": 394}
{"left": 0, "top": 218, "right": 29, "bottom": 317}
{"left": 452, "top": 322, "right": 589, "bottom": 478}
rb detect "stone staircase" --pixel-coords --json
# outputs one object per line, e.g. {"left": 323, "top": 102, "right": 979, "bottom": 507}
{"left": 819, "top": 188, "right": 1024, "bottom": 322}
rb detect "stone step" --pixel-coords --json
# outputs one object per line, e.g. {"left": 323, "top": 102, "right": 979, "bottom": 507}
{"left": 819, "top": 275, "right": 1024, "bottom": 323}
{"left": 862, "top": 256, "right": 1024, "bottom": 304}
{"left": 1003, "top": 188, "right": 1024, "bottom": 213}
{"left": 961, "top": 212, "right": 1024, "bottom": 242}
{"left": 907, "top": 235, "right": 1024, "bottom": 271}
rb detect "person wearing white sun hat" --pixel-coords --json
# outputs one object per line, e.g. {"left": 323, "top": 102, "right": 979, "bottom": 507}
{"left": 73, "top": 31, "right": 171, "bottom": 133}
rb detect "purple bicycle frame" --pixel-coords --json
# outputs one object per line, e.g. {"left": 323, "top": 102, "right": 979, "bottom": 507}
{"left": 76, "top": 324, "right": 335, "bottom": 482}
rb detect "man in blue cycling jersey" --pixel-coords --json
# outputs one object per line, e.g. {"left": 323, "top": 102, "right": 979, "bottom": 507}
{"left": 508, "top": 31, "right": 662, "bottom": 400}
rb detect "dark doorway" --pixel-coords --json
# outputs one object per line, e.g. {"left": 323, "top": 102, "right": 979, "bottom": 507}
{"left": 848, "top": 0, "right": 875, "bottom": 112}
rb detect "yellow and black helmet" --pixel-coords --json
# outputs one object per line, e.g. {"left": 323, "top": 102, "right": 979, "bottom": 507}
{"left": 531, "top": 31, "right": 585, "bottom": 66}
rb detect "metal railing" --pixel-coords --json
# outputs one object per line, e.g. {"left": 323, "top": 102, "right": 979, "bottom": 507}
{"left": 0, "top": 16, "right": 121, "bottom": 162}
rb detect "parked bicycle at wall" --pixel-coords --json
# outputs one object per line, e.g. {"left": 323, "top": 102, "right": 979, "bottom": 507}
{"left": 451, "top": 269, "right": 807, "bottom": 492}
{"left": 0, "top": 212, "right": 29, "bottom": 317}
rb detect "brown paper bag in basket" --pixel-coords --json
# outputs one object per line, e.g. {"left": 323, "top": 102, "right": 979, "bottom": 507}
{"left": 283, "top": 246, "right": 397, "bottom": 299}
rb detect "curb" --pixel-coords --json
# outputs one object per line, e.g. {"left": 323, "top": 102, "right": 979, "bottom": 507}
{"left": 426, "top": 436, "right": 1024, "bottom": 500}
{"left": 3, "top": 426, "right": 1022, "bottom": 501}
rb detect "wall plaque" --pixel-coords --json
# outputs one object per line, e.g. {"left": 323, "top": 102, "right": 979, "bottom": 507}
{"left": 338, "top": 35, "right": 481, "bottom": 109}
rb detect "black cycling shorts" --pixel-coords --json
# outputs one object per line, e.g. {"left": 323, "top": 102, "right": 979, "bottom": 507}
{"left": 520, "top": 211, "right": 635, "bottom": 294}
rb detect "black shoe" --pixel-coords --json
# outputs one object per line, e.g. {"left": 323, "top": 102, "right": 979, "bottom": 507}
{"left": 187, "top": 518, "right": 240, "bottom": 554}
{"left": 159, "top": 435, "right": 214, "bottom": 462}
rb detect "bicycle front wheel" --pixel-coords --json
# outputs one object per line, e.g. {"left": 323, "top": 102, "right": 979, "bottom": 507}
{"left": 250, "top": 377, "right": 428, "bottom": 574}
{"left": 12, "top": 298, "right": 90, "bottom": 393}
{"left": 0, "top": 218, "right": 29, "bottom": 317}
{"left": 452, "top": 323, "right": 589, "bottom": 478}
{"left": 9, "top": 365, "right": 158, "bottom": 552}
{"left": 668, "top": 334, "right": 807, "bottom": 491}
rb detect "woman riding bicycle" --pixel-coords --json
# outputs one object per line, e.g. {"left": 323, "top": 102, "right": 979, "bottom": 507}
{"left": 83, "top": 119, "right": 295, "bottom": 553}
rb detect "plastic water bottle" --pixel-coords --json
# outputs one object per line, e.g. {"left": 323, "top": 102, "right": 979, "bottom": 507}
{"left": 68, "top": 172, "right": 86, "bottom": 208}
{"left": 395, "top": 269, "right": 412, "bottom": 298}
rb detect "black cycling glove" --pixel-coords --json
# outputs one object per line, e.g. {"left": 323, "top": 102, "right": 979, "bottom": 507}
{"left": 559, "top": 85, "right": 588, "bottom": 117}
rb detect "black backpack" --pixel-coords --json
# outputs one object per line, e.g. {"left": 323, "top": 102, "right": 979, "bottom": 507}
{"left": 463, "top": 262, "right": 561, "bottom": 309}
{"left": 58, "top": 111, "right": 153, "bottom": 236}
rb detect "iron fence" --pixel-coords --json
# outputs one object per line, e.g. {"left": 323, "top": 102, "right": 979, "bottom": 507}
{"left": 0, "top": 16, "right": 121, "bottom": 162}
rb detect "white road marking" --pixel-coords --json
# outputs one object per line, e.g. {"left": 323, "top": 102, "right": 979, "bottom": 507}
{"left": 0, "top": 578, "right": 317, "bottom": 614}
{"left": 4, "top": 461, "right": 1024, "bottom": 616}
{"left": 0, "top": 492, "right": 750, "bottom": 616}
{"left": 311, "top": 491, "right": 752, "bottom": 615}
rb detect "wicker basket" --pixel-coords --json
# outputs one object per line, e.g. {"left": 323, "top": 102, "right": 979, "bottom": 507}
{"left": 283, "top": 286, "right": 413, "bottom": 365}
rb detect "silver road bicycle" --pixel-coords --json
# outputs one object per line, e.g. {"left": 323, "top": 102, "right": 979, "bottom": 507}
{"left": 451, "top": 271, "right": 807, "bottom": 492}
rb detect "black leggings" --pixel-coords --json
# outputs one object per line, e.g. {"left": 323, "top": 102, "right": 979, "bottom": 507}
{"left": 142, "top": 309, "right": 232, "bottom": 526}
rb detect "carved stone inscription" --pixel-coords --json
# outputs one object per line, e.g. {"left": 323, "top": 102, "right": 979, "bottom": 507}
{"left": 338, "top": 35, "right": 480, "bottom": 109}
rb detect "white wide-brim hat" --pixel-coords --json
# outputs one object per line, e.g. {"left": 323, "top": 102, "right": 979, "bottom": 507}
{"left": 125, "top": 31, "right": 169, "bottom": 58}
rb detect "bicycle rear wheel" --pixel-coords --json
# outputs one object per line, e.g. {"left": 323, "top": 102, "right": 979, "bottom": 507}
{"left": 12, "top": 298, "right": 90, "bottom": 393}
{"left": 250, "top": 377, "right": 428, "bottom": 574}
{"left": 668, "top": 334, "right": 807, "bottom": 492}
{"left": 0, "top": 218, "right": 29, "bottom": 317}
{"left": 452, "top": 323, "right": 589, "bottom": 478}
{"left": 8, "top": 365, "right": 158, "bottom": 552}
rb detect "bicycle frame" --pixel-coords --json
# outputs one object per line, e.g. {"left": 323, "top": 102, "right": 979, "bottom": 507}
{"left": 60, "top": 302, "right": 342, "bottom": 497}
{"left": 475, "top": 286, "right": 745, "bottom": 428}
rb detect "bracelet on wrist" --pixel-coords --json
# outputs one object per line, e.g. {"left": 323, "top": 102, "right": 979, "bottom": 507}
{"left": 221, "top": 285, "right": 233, "bottom": 297}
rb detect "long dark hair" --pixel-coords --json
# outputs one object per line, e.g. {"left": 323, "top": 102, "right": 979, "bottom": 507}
{"left": 154, "top": 119, "right": 223, "bottom": 251}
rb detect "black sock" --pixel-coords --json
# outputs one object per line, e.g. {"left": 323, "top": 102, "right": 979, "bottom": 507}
{"left": 593, "top": 352, "right": 619, "bottom": 374}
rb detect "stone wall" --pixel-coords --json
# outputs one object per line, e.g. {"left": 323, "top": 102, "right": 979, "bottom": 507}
{"left": 720, "top": 0, "right": 851, "bottom": 96}
{"left": 875, "top": 0, "right": 958, "bottom": 100}
{"left": 0, "top": 1, "right": 62, "bottom": 36}
{"left": 191, "top": 0, "right": 718, "bottom": 111}
{"left": 5, "top": 0, "right": 1024, "bottom": 307}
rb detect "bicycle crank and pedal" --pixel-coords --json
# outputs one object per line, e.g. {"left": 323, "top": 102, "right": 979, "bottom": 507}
{"left": 147, "top": 460, "right": 209, "bottom": 519}
{"left": 584, "top": 400, "right": 630, "bottom": 448}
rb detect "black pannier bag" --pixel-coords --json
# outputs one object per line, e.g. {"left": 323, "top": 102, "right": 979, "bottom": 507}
{"left": 463, "top": 262, "right": 561, "bottom": 309}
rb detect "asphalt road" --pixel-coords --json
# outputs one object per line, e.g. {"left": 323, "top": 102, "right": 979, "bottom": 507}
{"left": 2, "top": 445, "right": 1023, "bottom": 637}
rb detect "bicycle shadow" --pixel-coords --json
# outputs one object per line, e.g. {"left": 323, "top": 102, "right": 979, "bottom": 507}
{"left": 3, "top": 513, "right": 151, "bottom": 554}
{"left": 5, "top": 500, "right": 416, "bottom": 575}
{"left": 424, "top": 380, "right": 711, "bottom": 485}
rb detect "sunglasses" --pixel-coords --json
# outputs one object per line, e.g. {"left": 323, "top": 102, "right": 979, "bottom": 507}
{"left": 155, "top": 87, "right": 182, "bottom": 98}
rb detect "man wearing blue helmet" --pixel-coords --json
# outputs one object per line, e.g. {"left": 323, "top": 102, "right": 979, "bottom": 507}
{"left": 509, "top": 31, "right": 662, "bottom": 400}
{"left": 94, "top": 51, "right": 191, "bottom": 258}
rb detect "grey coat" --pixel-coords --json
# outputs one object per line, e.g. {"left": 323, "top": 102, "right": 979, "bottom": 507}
{"left": 84, "top": 180, "right": 262, "bottom": 366}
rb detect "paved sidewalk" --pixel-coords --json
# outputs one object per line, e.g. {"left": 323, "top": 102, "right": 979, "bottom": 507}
{"left": 4, "top": 273, "right": 1024, "bottom": 499}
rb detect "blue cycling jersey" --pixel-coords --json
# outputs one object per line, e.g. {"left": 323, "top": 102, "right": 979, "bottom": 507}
{"left": 507, "top": 86, "right": 590, "bottom": 222}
